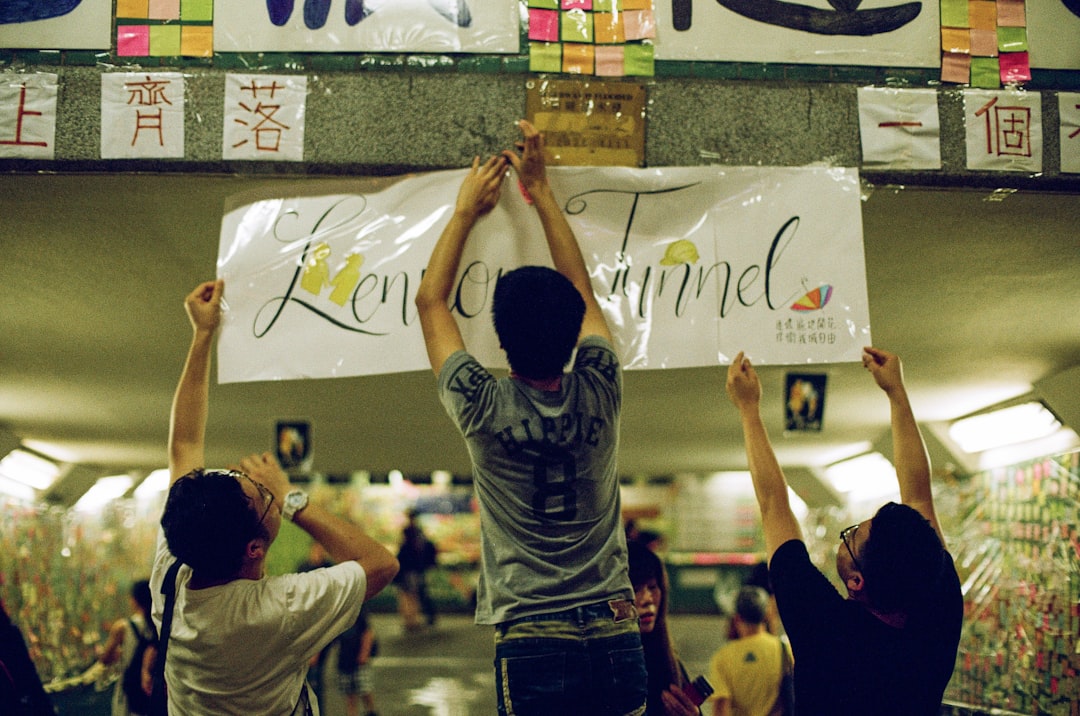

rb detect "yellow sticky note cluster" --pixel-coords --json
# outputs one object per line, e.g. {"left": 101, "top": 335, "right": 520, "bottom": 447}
{"left": 528, "top": 0, "right": 656, "bottom": 77}
{"left": 940, "top": 0, "right": 1030, "bottom": 87}
{"left": 116, "top": 0, "right": 213, "bottom": 57}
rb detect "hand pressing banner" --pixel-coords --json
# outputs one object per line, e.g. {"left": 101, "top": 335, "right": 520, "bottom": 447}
{"left": 216, "top": 165, "right": 870, "bottom": 383}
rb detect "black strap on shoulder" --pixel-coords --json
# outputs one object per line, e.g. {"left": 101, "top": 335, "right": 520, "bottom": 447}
{"left": 149, "top": 561, "right": 182, "bottom": 715}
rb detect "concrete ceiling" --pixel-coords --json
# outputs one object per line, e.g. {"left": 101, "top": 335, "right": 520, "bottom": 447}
{"left": 1, "top": 174, "right": 1078, "bottom": 505}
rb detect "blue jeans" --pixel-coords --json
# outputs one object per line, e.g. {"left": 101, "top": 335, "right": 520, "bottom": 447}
{"left": 493, "top": 599, "right": 648, "bottom": 716}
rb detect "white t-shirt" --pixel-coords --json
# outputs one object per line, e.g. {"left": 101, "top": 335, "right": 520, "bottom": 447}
{"left": 150, "top": 530, "right": 366, "bottom": 715}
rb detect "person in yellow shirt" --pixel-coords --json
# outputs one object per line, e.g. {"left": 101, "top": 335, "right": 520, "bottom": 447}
{"left": 707, "top": 586, "right": 792, "bottom": 716}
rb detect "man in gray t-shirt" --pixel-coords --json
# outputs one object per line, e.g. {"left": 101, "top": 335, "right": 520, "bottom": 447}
{"left": 415, "top": 121, "right": 647, "bottom": 716}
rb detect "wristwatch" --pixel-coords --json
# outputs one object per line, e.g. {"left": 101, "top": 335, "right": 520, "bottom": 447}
{"left": 281, "top": 489, "right": 309, "bottom": 522}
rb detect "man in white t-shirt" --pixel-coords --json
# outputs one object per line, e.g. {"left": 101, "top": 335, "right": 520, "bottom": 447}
{"left": 151, "top": 279, "right": 398, "bottom": 715}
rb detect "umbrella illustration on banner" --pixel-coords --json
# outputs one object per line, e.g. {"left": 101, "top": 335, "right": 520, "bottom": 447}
{"left": 791, "top": 284, "right": 833, "bottom": 311}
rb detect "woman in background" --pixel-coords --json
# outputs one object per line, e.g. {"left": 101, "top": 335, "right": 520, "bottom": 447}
{"left": 628, "top": 540, "right": 702, "bottom": 716}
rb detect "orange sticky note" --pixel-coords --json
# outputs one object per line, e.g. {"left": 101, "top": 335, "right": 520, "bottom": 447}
{"left": 942, "top": 27, "right": 970, "bottom": 53}
{"left": 181, "top": 25, "right": 213, "bottom": 57}
{"left": 562, "top": 43, "right": 595, "bottom": 74}
{"left": 117, "top": 0, "right": 150, "bottom": 18}
{"left": 594, "top": 12, "right": 625, "bottom": 43}
{"left": 968, "top": 0, "right": 997, "bottom": 30}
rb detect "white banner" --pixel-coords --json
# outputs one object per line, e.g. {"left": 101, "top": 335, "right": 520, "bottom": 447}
{"left": 217, "top": 166, "right": 870, "bottom": 383}
{"left": 0, "top": 0, "right": 111, "bottom": 49}
{"left": 215, "top": 0, "right": 519, "bottom": 53}
{"left": 653, "top": 0, "right": 939, "bottom": 67}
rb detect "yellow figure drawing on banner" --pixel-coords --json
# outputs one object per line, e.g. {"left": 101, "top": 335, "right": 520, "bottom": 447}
{"left": 660, "top": 239, "right": 700, "bottom": 265}
{"left": 301, "top": 242, "right": 365, "bottom": 306}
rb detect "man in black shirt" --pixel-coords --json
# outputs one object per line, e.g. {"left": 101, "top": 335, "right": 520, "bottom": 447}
{"left": 725, "top": 346, "right": 962, "bottom": 716}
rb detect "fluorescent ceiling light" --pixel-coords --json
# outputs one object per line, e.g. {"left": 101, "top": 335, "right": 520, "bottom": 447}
{"left": 0, "top": 449, "right": 61, "bottom": 491}
{"left": 134, "top": 469, "right": 170, "bottom": 499}
{"left": 948, "top": 401, "right": 1062, "bottom": 454}
{"left": 0, "top": 476, "right": 36, "bottom": 501}
{"left": 73, "top": 475, "right": 134, "bottom": 512}
{"left": 825, "top": 452, "right": 898, "bottom": 503}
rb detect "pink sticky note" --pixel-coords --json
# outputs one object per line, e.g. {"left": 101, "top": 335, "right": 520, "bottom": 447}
{"left": 117, "top": 26, "right": 150, "bottom": 56}
{"left": 149, "top": 0, "right": 181, "bottom": 20}
{"left": 528, "top": 8, "right": 560, "bottom": 41}
{"left": 996, "top": 0, "right": 1025, "bottom": 26}
{"left": 999, "top": 51, "right": 1031, "bottom": 83}
{"left": 970, "top": 28, "right": 998, "bottom": 56}
{"left": 941, "top": 51, "right": 971, "bottom": 84}
{"left": 595, "top": 45, "right": 625, "bottom": 76}
{"left": 562, "top": 0, "right": 592, "bottom": 8}
{"left": 622, "top": 9, "right": 656, "bottom": 40}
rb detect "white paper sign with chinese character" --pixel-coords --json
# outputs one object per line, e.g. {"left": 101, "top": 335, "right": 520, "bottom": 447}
{"left": 101, "top": 73, "right": 185, "bottom": 159}
{"left": 963, "top": 89, "right": 1042, "bottom": 173}
{"left": 1059, "top": 92, "right": 1080, "bottom": 174}
{"left": 215, "top": 166, "right": 871, "bottom": 383}
{"left": 215, "top": 0, "right": 518, "bottom": 53}
{"left": 857, "top": 87, "right": 941, "bottom": 170}
{"left": 0, "top": 73, "right": 58, "bottom": 160}
{"left": 223, "top": 74, "right": 307, "bottom": 162}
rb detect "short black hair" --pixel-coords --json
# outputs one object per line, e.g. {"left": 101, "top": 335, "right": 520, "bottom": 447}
{"left": 161, "top": 470, "right": 266, "bottom": 580}
{"left": 735, "top": 586, "right": 769, "bottom": 624}
{"left": 492, "top": 266, "right": 585, "bottom": 379}
{"left": 860, "top": 502, "right": 945, "bottom": 613}
{"left": 131, "top": 579, "right": 152, "bottom": 616}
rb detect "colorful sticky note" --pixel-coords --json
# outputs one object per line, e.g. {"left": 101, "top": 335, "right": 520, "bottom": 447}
{"left": 622, "top": 9, "right": 656, "bottom": 40}
{"left": 941, "top": 51, "right": 971, "bottom": 83}
{"left": 149, "top": 24, "right": 182, "bottom": 55}
{"left": 970, "top": 28, "right": 997, "bottom": 56}
{"left": 970, "top": 56, "right": 1000, "bottom": 88}
{"left": 968, "top": 0, "right": 997, "bottom": 30}
{"left": 149, "top": 0, "right": 181, "bottom": 20}
{"left": 528, "top": 0, "right": 559, "bottom": 7}
{"left": 620, "top": 0, "right": 651, "bottom": 9}
{"left": 561, "top": 8, "right": 593, "bottom": 42}
{"left": 594, "top": 45, "right": 625, "bottom": 76}
{"left": 117, "top": 26, "right": 150, "bottom": 56}
{"left": 529, "top": 42, "right": 563, "bottom": 73}
{"left": 181, "top": 25, "right": 213, "bottom": 56}
{"left": 562, "top": 0, "right": 591, "bottom": 8}
{"left": 594, "top": 12, "right": 625, "bottom": 43}
{"left": 997, "top": 26, "right": 1027, "bottom": 52}
{"left": 942, "top": 27, "right": 970, "bottom": 53}
{"left": 623, "top": 42, "right": 654, "bottom": 76}
{"left": 182, "top": 0, "right": 213, "bottom": 21}
{"left": 562, "top": 43, "right": 594, "bottom": 74}
{"left": 117, "top": 0, "right": 150, "bottom": 18}
{"left": 940, "top": 0, "right": 968, "bottom": 26}
{"left": 999, "top": 51, "right": 1031, "bottom": 83}
{"left": 529, "top": 9, "right": 560, "bottom": 41}
{"left": 996, "top": 0, "right": 1025, "bottom": 27}
{"left": 593, "top": 0, "right": 620, "bottom": 10}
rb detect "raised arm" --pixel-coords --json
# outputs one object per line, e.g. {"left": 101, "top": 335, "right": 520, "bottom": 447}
{"left": 862, "top": 347, "right": 943, "bottom": 545}
{"left": 726, "top": 352, "right": 803, "bottom": 560}
{"left": 239, "top": 452, "right": 399, "bottom": 600}
{"left": 502, "top": 120, "right": 612, "bottom": 344}
{"left": 169, "top": 279, "right": 223, "bottom": 485}
{"left": 415, "top": 154, "right": 507, "bottom": 374}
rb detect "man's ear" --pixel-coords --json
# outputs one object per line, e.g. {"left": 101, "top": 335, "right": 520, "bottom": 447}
{"left": 846, "top": 572, "right": 864, "bottom": 594}
{"left": 245, "top": 538, "right": 267, "bottom": 561}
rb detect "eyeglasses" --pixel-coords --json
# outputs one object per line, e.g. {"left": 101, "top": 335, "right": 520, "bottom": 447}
{"left": 230, "top": 471, "right": 275, "bottom": 526}
{"left": 840, "top": 523, "right": 864, "bottom": 573}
